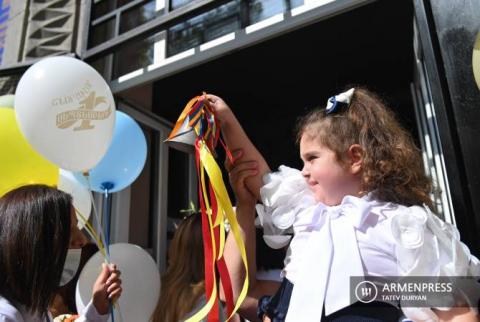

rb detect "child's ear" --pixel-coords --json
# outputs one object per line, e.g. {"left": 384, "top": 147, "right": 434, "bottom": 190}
{"left": 347, "top": 144, "right": 363, "bottom": 175}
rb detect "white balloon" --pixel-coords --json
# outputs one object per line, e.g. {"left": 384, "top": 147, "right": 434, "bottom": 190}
{"left": 474, "top": 31, "right": 480, "bottom": 90}
{"left": 14, "top": 56, "right": 116, "bottom": 171}
{"left": 76, "top": 243, "right": 161, "bottom": 322}
{"left": 58, "top": 169, "right": 91, "bottom": 229}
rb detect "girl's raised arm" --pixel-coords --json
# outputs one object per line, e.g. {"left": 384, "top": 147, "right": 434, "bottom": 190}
{"left": 222, "top": 155, "right": 280, "bottom": 321}
{"left": 205, "top": 94, "right": 270, "bottom": 200}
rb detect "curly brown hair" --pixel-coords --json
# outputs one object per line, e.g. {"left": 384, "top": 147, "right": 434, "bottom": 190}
{"left": 296, "top": 87, "right": 433, "bottom": 209}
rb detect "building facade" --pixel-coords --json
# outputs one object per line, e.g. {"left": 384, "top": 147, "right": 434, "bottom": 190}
{"left": 0, "top": 0, "right": 89, "bottom": 91}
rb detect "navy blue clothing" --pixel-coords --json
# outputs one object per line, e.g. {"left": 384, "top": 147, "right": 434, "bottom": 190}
{"left": 258, "top": 278, "right": 403, "bottom": 322}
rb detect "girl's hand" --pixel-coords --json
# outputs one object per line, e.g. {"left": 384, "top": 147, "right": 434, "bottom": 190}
{"left": 226, "top": 150, "right": 258, "bottom": 209}
{"left": 204, "top": 94, "right": 235, "bottom": 128}
{"left": 91, "top": 263, "right": 122, "bottom": 315}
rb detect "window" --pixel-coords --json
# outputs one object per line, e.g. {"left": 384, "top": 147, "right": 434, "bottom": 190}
{"left": 92, "top": 0, "right": 138, "bottom": 19}
{"left": 167, "top": 0, "right": 241, "bottom": 56}
{"left": 90, "top": 55, "right": 110, "bottom": 77}
{"left": 89, "top": 18, "right": 115, "bottom": 48}
{"left": 117, "top": 0, "right": 137, "bottom": 7}
{"left": 249, "top": 0, "right": 286, "bottom": 25}
{"left": 120, "top": 0, "right": 164, "bottom": 34}
{"left": 290, "top": 0, "right": 304, "bottom": 9}
{"left": 113, "top": 31, "right": 163, "bottom": 78}
{"left": 92, "top": 0, "right": 116, "bottom": 20}
{"left": 170, "top": 0, "right": 195, "bottom": 10}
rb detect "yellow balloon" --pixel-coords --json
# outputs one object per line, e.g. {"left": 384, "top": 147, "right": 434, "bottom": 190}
{"left": 0, "top": 107, "right": 59, "bottom": 196}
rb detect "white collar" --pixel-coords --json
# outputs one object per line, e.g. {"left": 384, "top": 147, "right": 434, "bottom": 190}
{"left": 293, "top": 193, "right": 387, "bottom": 230}
{"left": 286, "top": 194, "right": 387, "bottom": 321}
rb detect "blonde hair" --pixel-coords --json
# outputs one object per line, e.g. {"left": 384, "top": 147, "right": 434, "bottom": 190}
{"left": 151, "top": 214, "right": 205, "bottom": 322}
{"left": 296, "top": 87, "right": 433, "bottom": 209}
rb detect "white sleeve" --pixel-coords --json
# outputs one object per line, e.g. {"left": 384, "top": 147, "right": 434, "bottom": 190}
{"left": 74, "top": 300, "right": 109, "bottom": 322}
{"left": 0, "top": 298, "right": 24, "bottom": 322}
{"left": 391, "top": 205, "right": 480, "bottom": 320}
{"left": 0, "top": 315, "right": 19, "bottom": 322}
{"left": 0, "top": 313, "right": 22, "bottom": 322}
{"left": 256, "top": 165, "right": 316, "bottom": 249}
{"left": 392, "top": 205, "right": 480, "bottom": 277}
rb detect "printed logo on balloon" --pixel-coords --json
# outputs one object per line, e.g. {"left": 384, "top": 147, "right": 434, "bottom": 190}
{"left": 55, "top": 83, "right": 112, "bottom": 131}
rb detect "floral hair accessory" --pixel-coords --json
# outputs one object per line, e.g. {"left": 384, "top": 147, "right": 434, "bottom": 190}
{"left": 179, "top": 201, "right": 199, "bottom": 219}
{"left": 325, "top": 88, "right": 355, "bottom": 114}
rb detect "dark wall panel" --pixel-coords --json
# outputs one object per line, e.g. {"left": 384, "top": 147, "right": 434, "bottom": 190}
{"left": 428, "top": 0, "right": 480, "bottom": 252}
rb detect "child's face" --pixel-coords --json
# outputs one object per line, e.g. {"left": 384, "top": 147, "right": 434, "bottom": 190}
{"left": 300, "top": 135, "right": 361, "bottom": 206}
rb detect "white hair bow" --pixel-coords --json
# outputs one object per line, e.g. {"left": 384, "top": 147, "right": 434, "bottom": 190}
{"left": 325, "top": 88, "right": 355, "bottom": 114}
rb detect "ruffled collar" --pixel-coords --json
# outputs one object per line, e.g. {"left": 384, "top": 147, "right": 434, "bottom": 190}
{"left": 293, "top": 193, "right": 388, "bottom": 230}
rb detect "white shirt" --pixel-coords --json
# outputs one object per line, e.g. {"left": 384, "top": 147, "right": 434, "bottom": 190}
{"left": 0, "top": 295, "right": 108, "bottom": 322}
{"left": 256, "top": 166, "right": 480, "bottom": 322}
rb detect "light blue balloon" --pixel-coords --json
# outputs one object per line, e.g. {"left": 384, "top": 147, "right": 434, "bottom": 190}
{"left": 75, "top": 111, "right": 147, "bottom": 193}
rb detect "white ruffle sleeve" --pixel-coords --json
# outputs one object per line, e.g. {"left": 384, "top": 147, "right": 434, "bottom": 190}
{"left": 255, "top": 165, "right": 316, "bottom": 249}
{"left": 391, "top": 205, "right": 480, "bottom": 321}
{"left": 75, "top": 300, "right": 109, "bottom": 322}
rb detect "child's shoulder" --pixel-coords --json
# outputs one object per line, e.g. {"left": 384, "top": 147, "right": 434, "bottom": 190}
{"left": 372, "top": 202, "right": 460, "bottom": 254}
{"left": 387, "top": 205, "right": 480, "bottom": 322}
{"left": 387, "top": 203, "right": 480, "bottom": 276}
{"left": 0, "top": 295, "right": 24, "bottom": 322}
{"left": 367, "top": 200, "right": 435, "bottom": 232}
{"left": 261, "top": 165, "right": 308, "bottom": 201}
{"left": 260, "top": 165, "right": 316, "bottom": 213}
{"left": 368, "top": 200, "right": 425, "bottom": 220}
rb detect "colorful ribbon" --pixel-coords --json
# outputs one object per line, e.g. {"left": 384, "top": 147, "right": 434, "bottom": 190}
{"left": 168, "top": 95, "right": 249, "bottom": 322}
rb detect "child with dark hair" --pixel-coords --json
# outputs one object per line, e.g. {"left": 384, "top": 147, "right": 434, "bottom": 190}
{"left": 208, "top": 88, "right": 480, "bottom": 322}
{"left": 0, "top": 184, "right": 122, "bottom": 322}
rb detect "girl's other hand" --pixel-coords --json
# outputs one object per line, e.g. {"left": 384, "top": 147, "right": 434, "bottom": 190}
{"left": 92, "top": 263, "right": 122, "bottom": 315}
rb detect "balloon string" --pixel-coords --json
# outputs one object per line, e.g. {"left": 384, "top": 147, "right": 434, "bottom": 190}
{"left": 75, "top": 209, "right": 107, "bottom": 259}
{"left": 82, "top": 172, "right": 110, "bottom": 263}
{"left": 103, "top": 188, "right": 111, "bottom": 258}
{"left": 76, "top": 188, "right": 118, "bottom": 321}
{"left": 102, "top": 189, "right": 115, "bottom": 322}
{"left": 76, "top": 209, "right": 118, "bottom": 322}
{"left": 110, "top": 304, "right": 115, "bottom": 322}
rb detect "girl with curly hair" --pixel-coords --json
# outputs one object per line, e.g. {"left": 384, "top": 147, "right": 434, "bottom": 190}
{"left": 206, "top": 88, "right": 479, "bottom": 322}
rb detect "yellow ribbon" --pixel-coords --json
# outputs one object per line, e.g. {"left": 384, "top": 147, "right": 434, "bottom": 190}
{"left": 75, "top": 209, "right": 107, "bottom": 259}
{"left": 185, "top": 141, "right": 249, "bottom": 321}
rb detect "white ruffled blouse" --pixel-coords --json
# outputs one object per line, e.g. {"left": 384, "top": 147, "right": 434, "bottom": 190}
{"left": 255, "top": 166, "right": 480, "bottom": 322}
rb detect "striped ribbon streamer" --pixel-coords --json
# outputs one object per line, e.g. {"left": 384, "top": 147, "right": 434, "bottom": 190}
{"left": 167, "top": 95, "right": 249, "bottom": 322}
